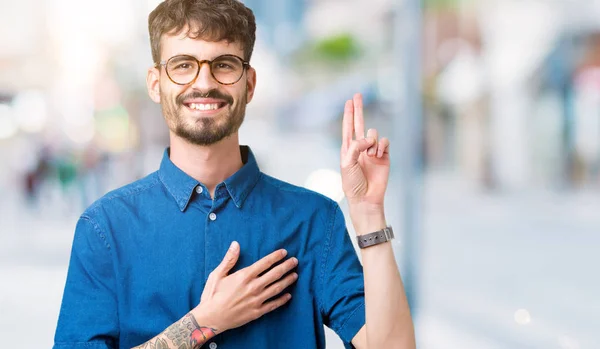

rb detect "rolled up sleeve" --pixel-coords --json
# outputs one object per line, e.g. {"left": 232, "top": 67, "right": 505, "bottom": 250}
{"left": 54, "top": 216, "right": 119, "bottom": 349}
{"left": 318, "top": 202, "right": 366, "bottom": 348}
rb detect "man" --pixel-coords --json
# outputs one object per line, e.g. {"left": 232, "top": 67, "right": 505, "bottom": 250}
{"left": 53, "top": 0, "right": 415, "bottom": 348}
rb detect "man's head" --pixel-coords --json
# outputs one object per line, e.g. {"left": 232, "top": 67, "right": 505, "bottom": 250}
{"left": 146, "top": 0, "right": 257, "bottom": 146}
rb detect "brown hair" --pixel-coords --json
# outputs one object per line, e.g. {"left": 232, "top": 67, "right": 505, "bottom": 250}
{"left": 148, "top": 0, "right": 256, "bottom": 63}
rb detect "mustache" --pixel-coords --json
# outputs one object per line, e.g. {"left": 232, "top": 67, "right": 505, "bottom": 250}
{"left": 176, "top": 90, "right": 234, "bottom": 106}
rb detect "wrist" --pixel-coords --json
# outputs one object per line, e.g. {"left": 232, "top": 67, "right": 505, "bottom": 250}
{"left": 191, "top": 304, "right": 224, "bottom": 334}
{"left": 348, "top": 207, "right": 387, "bottom": 236}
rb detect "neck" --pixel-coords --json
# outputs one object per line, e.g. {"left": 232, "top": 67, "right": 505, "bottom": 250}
{"left": 169, "top": 132, "right": 243, "bottom": 198}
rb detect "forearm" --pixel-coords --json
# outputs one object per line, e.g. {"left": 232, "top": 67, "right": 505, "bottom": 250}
{"left": 350, "top": 207, "right": 416, "bottom": 349}
{"left": 131, "top": 311, "right": 218, "bottom": 349}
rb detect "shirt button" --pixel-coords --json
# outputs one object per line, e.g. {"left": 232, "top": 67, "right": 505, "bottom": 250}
{"left": 209, "top": 343, "right": 217, "bottom": 349}
{"left": 195, "top": 186, "right": 203, "bottom": 194}
{"left": 209, "top": 213, "right": 217, "bottom": 221}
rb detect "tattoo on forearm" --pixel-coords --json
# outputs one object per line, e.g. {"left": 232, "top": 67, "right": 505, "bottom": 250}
{"left": 133, "top": 338, "right": 168, "bottom": 349}
{"left": 187, "top": 314, "right": 218, "bottom": 346}
{"left": 131, "top": 313, "right": 218, "bottom": 349}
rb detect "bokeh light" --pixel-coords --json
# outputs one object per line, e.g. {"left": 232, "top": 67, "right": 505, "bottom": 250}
{"left": 304, "top": 169, "right": 345, "bottom": 203}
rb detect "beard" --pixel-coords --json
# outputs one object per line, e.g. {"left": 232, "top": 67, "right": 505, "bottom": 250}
{"left": 161, "top": 88, "right": 246, "bottom": 146}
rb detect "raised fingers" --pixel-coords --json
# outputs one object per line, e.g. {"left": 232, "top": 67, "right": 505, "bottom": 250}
{"left": 247, "top": 249, "right": 288, "bottom": 277}
{"left": 342, "top": 100, "right": 354, "bottom": 152}
{"left": 353, "top": 93, "right": 365, "bottom": 140}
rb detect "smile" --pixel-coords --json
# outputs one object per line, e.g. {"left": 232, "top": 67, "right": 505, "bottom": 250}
{"left": 191, "top": 103, "right": 222, "bottom": 111}
{"left": 184, "top": 101, "right": 228, "bottom": 113}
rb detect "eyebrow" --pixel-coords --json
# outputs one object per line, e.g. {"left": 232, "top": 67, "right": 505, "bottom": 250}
{"left": 169, "top": 53, "right": 239, "bottom": 61}
{"left": 168, "top": 55, "right": 194, "bottom": 62}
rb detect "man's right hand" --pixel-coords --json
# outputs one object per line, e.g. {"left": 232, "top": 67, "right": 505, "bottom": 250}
{"left": 192, "top": 241, "right": 298, "bottom": 333}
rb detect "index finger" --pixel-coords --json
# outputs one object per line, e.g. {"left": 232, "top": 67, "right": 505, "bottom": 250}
{"left": 353, "top": 93, "right": 365, "bottom": 140}
{"left": 247, "top": 249, "right": 288, "bottom": 276}
{"left": 342, "top": 100, "right": 354, "bottom": 152}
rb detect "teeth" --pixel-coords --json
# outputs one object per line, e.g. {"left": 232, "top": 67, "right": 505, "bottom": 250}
{"left": 189, "top": 103, "right": 220, "bottom": 111}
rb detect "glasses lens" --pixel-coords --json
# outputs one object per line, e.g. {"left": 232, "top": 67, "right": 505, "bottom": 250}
{"left": 166, "top": 56, "right": 199, "bottom": 84}
{"left": 211, "top": 56, "right": 244, "bottom": 84}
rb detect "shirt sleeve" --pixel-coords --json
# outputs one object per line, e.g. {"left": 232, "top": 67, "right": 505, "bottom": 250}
{"left": 318, "top": 201, "right": 366, "bottom": 348}
{"left": 53, "top": 216, "right": 119, "bottom": 349}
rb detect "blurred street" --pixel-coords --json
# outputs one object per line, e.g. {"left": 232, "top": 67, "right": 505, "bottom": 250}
{"left": 419, "top": 175, "right": 600, "bottom": 349}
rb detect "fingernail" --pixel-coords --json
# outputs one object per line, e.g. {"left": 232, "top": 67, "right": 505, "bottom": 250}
{"left": 293, "top": 273, "right": 298, "bottom": 279}
{"left": 282, "top": 249, "right": 288, "bottom": 257}
{"left": 287, "top": 293, "right": 292, "bottom": 299}
{"left": 230, "top": 241, "right": 239, "bottom": 251}
{"left": 292, "top": 257, "right": 298, "bottom": 265}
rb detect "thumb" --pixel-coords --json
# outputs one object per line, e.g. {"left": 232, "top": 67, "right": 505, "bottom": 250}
{"left": 343, "top": 138, "right": 376, "bottom": 166}
{"left": 216, "top": 241, "right": 240, "bottom": 275}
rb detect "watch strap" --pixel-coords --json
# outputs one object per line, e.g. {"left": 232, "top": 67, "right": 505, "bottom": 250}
{"left": 356, "top": 226, "right": 394, "bottom": 249}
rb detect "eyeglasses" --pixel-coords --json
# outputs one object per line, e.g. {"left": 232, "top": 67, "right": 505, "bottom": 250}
{"left": 156, "top": 54, "right": 250, "bottom": 86}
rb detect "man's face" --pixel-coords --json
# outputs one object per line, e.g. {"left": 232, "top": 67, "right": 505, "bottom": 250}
{"left": 147, "top": 28, "right": 256, "bottom": 146}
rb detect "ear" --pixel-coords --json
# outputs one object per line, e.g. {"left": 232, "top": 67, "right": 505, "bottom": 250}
{"left": 146, "top": 66, "right": 161, "bottom": 104}
{"left": 245, "top": 67, "right": 257, "bottom": 104}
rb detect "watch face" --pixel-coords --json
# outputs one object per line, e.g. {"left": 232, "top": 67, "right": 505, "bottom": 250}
{"left": 357, "top": 227, "right": 394, "bottom": 248}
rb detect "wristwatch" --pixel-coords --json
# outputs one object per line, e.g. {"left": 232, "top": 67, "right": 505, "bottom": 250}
{"left": 356, "top": 226, "right": 394, "bottom": 249}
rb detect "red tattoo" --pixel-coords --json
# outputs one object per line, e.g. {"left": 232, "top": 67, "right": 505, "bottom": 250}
{"left": 190, "top": 327, "right": 217, "bottom": 345}
{"left": 189, "top": 315, "right": 217, "bottom": 346}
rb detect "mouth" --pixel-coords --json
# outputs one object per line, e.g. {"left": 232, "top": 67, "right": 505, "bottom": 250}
{"left": 183, "top": 100, "right": 229, "bottom": 114}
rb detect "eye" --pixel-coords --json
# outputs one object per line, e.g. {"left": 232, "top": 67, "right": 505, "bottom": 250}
{"left": 174, "top": 63, "right": 193, "bottom": 70}
{"left": 215, "top": 63, "right": 234, "bottom": 69}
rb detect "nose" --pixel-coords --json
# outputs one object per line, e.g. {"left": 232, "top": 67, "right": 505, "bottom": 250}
{"left": 190, "top": 62, "right": 219, "bottom": 91}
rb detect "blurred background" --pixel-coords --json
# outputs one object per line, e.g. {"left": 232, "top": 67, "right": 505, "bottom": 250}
{"left": 1, "top": 0, "right": 599, "bottom": 348}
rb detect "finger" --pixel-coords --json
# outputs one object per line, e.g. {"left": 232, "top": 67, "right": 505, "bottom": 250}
{"left": 353, "top": 93, "right": 365, "bottom": 140}
{"left": 215, "top": 241, "right": 240, "bottom": 276}
{"left": 366, "top": 129, "right": 378, "bottom": 157}
{"left": 342, "top": 100, "right": 354, "bottom": 152}
{"left": 377, "top": 137, "right": 390, "bottom": 158}
{"left": 258, "top": 293, "right": 292, "bottom": 315}
{"left": 261, "top": 272, "right": 298, "bottom": 301}
{"left": 258, "top": 257, "right": 298, "bottom": 287}
{"left": 342, "top": 138, "right": 376, "bottom": 168}
{"left": 247, "top": 249, "right": 288, "bottom": 277}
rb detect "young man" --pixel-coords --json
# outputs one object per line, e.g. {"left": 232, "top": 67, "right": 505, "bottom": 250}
{"left": 53, "top": 0, "right": 415, "bottom": 348}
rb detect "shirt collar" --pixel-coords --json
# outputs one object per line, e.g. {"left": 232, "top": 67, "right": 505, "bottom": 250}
{"left": 223, "top": 145, "right": 261, "bottom": 209}
{"left": 158, "top": 146, "right": 261, "bottom": 211}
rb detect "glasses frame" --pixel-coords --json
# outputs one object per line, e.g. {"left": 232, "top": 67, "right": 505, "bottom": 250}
{"left": 155, "top": 54, "right": 250, "bottom": 86}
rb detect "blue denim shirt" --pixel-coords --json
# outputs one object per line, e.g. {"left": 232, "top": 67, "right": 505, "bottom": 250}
{"left": 54, "top": 146, "right": 365, "bottom": 349}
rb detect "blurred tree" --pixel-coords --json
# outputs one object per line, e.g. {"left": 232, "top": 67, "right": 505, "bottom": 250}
{"left": 313, "top": 33, "right": 361, "bottom": 62}
{"left": 291, "top": 32, "right": 363, "bottom": 76}
{"left": 424, "top": 0, "right": 470, "bottom": 10}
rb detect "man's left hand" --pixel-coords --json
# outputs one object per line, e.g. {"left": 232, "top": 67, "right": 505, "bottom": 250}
{"left": 340, "top": 93, "right": 390, "bottom": 214}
